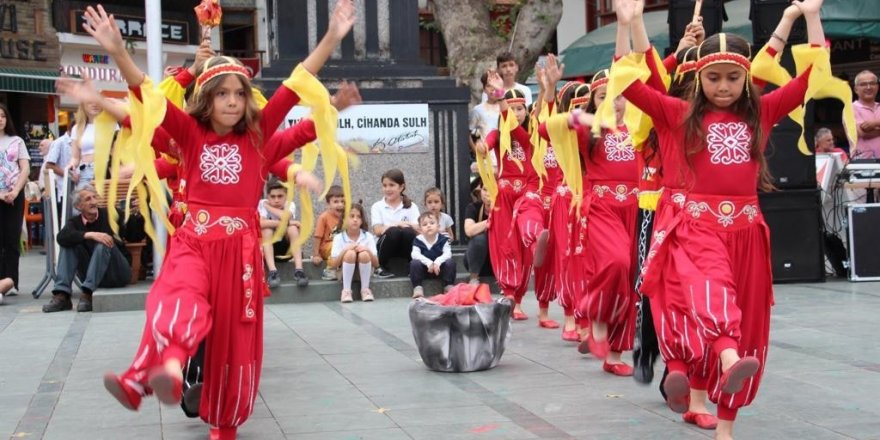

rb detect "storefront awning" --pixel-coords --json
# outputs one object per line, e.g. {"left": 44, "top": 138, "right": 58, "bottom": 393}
{"left": 0, "top": 68, "right": 61, "bottom": 95}
{"left": 560, "top": 0, "right": 751, "bottom": 79}
{"left": 822, "top": 0, "right": 880, "bottom": 40}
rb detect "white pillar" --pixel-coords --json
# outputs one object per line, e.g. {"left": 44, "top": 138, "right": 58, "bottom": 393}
{"left": 146, "top": 0, "right": 167, "bottom": 275}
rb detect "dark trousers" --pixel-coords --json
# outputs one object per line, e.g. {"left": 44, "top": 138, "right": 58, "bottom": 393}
{"left": 53, "top": 243, "right": 131, "bottom": 295}
{"left": 377, "top": 226, "right": 418, "bottom": 268}
{"left": 0, "top": 192, "right": 24, "bottom": 289}
{"left": 463, "top": 232, "right": 492, "bottom": 276}
{"left": 409, "top": 259, "right": 456, "bottom": 287}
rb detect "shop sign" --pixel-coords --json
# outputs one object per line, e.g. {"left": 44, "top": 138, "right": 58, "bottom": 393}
{"left": 72, "top": 10, "right": 190, "bottom": 44}
{"left": 0, "top": 0, "right": 60, "bottom": 67}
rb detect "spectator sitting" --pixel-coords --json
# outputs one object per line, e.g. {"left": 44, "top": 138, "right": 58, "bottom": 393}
{"left": 409, "top": 212, "right": 456, "bottom": 299}
{"left": 423, "top": 187, "right": 455, "bottom": 241}
{"left": 330, "top": 203, "right": 378, "bottom": 303}
{"left": 259, "top": 179, "right": 308, "bottom": 288}
{"left": 42, "top": 186, "right": 138, "bottom": 313}
{"left": 815, "top": 127, "right": 849, "bottom": 163}
{"left": 311, "top": 184, "right": 345, "bottom": 281}
{"left": 463, "top": 185, "right": 492, "bottom": 285}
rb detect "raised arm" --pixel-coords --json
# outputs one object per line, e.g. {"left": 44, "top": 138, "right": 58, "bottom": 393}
{"left": 83, "top": 6, "right": 145, "bottom": 88}
{"left": 793, "top": 0, "right": 825, "bottom": 46}
{"left": 767, "top": 4, "right": 803, "bottom": 54}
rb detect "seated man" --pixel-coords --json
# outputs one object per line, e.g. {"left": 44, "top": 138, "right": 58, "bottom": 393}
{"left": 260, "top": 180, "right": 308, "bottom": 288}
{"left": 43, "top": 186, "right": 137, "bottom": 313}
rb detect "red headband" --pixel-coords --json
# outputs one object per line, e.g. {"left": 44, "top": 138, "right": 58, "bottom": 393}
{"left": 556, "top": 81, "right": 580, "bottom": 103}
{"left": 570, "top": 95, "right": 590, "bottom": 108}
{"left": 695, "top": 52, "right": 751, "bottom": 72}
{"left": 196, "top": 63, "right": 251, "bottom": 88}
{"left": 676, "top": 61, "right": 698, "bottom": 78}
{"left": 590, "top": 77, "right": 608, "bottom": 92}
{"left": 506, "top": 97, "right": 526, "bottom": 106}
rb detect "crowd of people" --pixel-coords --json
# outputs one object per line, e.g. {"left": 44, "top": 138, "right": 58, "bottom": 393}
{"left": 0, "top": 0, "right": 873, "bottom": 439}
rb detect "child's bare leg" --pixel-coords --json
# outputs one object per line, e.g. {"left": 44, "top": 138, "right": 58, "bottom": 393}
{"left": 715, "top": 420, "right": 734, "bottom": 440}
{"left": 287, "top": 225, "right": 303, "bottom": 269}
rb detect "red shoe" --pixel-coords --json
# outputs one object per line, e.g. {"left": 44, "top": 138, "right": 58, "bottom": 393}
{"left": 103, "top": 372, "right": 142, "bottom": 411}
{"left": 147, "top": 367, "right": 183, "bottom": 406}
{"left": 585, "top": 335, "right": 609, "bottom": 359}
{"left": 561, "top": 329, "right": 580, "bottom": 342}
{"left": 720, "top": 356, "right": 760, "bottom": 394}
{"left": 533, "top": 230, "right": 550, "bottom": 268}
{"left": 682, "top": 411, "right": 718, "bottom": 429}
{"left": 662, "top": 370, "right": 690, "bottom": 414}
{"left": 512, "top": 311, "right": 529, "bottom": 321}
{"left": 209, "top": 427, "right": 237, "bottom": 440}
{"left": 538, "top": 319, "right": 559, "bottom": 329}
{"left": 602, "top": 361, "right": 634, "bottom": 377}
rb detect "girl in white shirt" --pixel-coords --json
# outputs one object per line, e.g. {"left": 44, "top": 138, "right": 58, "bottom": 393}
{"left": 331, "top": 203, "right": 379, "bottom": 302}
{"left": 67, "top": 102, "right": 103, "bottom": 190}
{"left": 370, "top": 169, "right": 420, "bottom": 278}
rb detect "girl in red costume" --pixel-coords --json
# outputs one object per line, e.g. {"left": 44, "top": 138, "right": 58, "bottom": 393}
{"left": 81, "top": 3, "right": 357, "bottom": 439}
{"left": 616, "top": 0, "right": 827, "bottom": 437}
{"left": 475, "top": 77, "right": 538, "bottom": 321}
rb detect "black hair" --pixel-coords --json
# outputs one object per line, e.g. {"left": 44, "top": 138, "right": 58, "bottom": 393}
{"left": 0, "top": 103, "right": 17, "bottom": 136}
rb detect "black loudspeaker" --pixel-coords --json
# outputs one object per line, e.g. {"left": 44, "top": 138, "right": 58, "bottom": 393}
{"left": 847, "top": 204, "right": 880, "bottom": 281}
{"left": 668, "top": 0, "right": 725, "bottom": 56}
{"left": 758, "top": 189, "right": 825, "bottom": 283}
{"left": 750, "top": 0, "right": 806, "bottom": 47}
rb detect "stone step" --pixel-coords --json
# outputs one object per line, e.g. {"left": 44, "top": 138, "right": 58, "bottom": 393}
{"left": 273, "top": 252, "right": 471, "bottom": 281}
{"left": 91, "top": 273, "right": 499, "bottom": 313}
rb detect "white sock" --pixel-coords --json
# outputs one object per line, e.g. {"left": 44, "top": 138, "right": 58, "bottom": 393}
{"left": 342, "top": 262, "right": 356, "bottom": 290}
{"left": 359, "top": 263, "right": 372, "bottom": 290}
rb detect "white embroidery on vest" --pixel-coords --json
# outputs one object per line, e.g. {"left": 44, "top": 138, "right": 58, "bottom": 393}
{"left": 706, "top": 122, "right": 751, "bottom": 165}
{"left": 200, "top": 143, "right": 243, "bottom": 184}
{"left": 603, "top": 131, "right": 635, "bottom": 162}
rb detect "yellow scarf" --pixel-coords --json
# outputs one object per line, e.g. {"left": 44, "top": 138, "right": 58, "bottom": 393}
{"left": 530, "top": 101, "right": 553, "bottom": 190}
{"left": 545, "top": 113, "right": 583, "bottom": 213}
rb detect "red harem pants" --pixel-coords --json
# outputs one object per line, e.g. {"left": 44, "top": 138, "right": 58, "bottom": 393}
{"left": 550, "top": 186, "right": 575, "bottom": 315}
{"left": 645, "top": 193, "right": 773, "bottom": 420}
{"left": 641, "top": 190, "right": 711, "bottom": 389}
{"left": 488, "top": 178, "right": 531, "bottom": 303}
{"left": 515, "top": 191, "right": 556, "bottom": 306}
{"left": 575, "top": 181, "right": 639, "bottom": 353}
{"left": 118, "top": 205, "right": 266, "bottom": 429}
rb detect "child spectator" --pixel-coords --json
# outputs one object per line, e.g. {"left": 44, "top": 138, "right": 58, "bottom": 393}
{"left": 423, "top": 187, "right": 455, "bottom": 241}
{"left": 312, "top": 185, "right": 345, "bottom": 280}
{"left": 464, "top": 185, "right": 491, "bottom": 285}
{"left": 0, "top": 277, "right": 12, "bottom": 304}
{"left": 259, "top": 180, "right": 308, "bottom": 288}
{"left": 409, "top": 212, "right": 456, "bottom": 298}
{"left": 330, "top": 203, "right": 378, "bottom": 302}
{"left": 371, "top": 169, "right": 420, "bottom": 278}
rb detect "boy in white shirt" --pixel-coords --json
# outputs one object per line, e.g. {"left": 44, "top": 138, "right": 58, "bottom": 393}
{"left": 409, "top": 212, "right": 456, "bottom": 298}
{"left": 259, "top": 180, "right": 307, "bottom": 288}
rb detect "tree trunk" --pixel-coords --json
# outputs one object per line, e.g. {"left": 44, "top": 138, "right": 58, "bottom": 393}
{"left": 431, "top": 0, "right": 563, "bottom": 103}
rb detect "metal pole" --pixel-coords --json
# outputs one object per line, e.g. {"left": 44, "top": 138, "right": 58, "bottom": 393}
{"left": 146, "top": 0, "right": 167, "bottom": 275}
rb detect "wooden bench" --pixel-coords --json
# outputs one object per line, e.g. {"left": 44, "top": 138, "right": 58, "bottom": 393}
{"left": 91, "top": 178, "right": 147, "bottom": 285}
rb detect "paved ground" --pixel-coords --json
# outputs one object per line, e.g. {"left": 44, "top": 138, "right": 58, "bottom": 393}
{"left": 2, "top": 250, "right": 879, "bottom": 440}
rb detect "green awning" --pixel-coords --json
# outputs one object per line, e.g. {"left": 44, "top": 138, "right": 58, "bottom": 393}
{"left": 821, "top": 0, "right": 880, "bottom": 40}
{"left": 0, "top": 68, "right": 60, "bottom": 95}
{"left": 561, "top": 0, "right": 752, "bottom": 78}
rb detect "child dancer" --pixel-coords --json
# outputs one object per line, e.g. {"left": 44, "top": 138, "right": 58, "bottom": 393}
{"left": 616, "top": 1, "right": 825, "bottom": 437}
{"left": 371, "top": 169, "right": 420, "bottom": 281}
{"left": 85, "top": 3, "right": 357, "bottom": 439}
{"left": 474, "top": 83, "right": 538, "bottom": 320}
{"left": 330, "top": 203, "right": 378, "bottom": 302}
{"left": 409, "top": 212, "right": 456, "bottom": 298}
{"left": 423, "top": 187, "right": 455, "bottom": 241}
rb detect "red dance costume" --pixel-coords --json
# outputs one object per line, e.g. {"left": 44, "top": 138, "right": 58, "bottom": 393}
{"left": 484, "top": 111, "right": 539, "bottom": 304}
{"left": 626, "top": 66, "right": 811, "bottom": 420}
{"left": 570, "top": 124, "right": 640, "bottom": 353}
{"left": 116, "top": 84, "right": 316, "bottom": 433}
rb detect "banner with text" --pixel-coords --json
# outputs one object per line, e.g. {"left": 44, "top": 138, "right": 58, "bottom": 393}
{"left": 284, "top": 103, "right": 430, "bottom": 154}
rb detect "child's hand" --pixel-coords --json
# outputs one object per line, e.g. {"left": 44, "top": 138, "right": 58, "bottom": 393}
{"left": 311, "top": 255, "right": 323, "bottom": 266}
{"left": 82, "top": 5, "right": 126, "bottom": 55}
{"left": 473, "top": 139, "right": 488, "bottom": 155}
{"left": 536, "top": 66, "right": 546, "bottom": 93}
{"left": 295, "top": 170, "right": 323, "bottom": 194}
{"left": 56, "top": 76, "right": 102, "bottom": 106}
{"left": 330, "top": 81, "right": 362, "bottom": 112}
{"left": 792, "top": 0, "right": 823, "bottom": 16}
{"left": 688, "top": 18, "right": 706, "bottom": 44}
{"left": 191, "top": 39, "right": 216, "bottom": 75}
{"left": 327, "top": 0, "right": 356, "bottom": 41}
{"left": 614, "top": 0, "right": 639, "bottom": 25}
{"left": 544, "top": 54, "right": 564, "bottom": 88}
{"left": 487, "top": 70, "right": 504, "bottom": 92}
